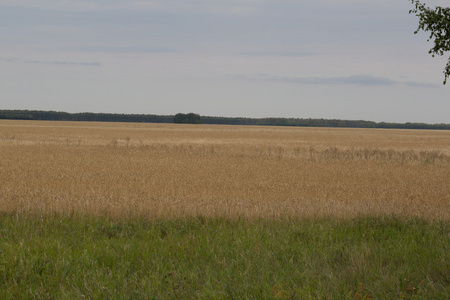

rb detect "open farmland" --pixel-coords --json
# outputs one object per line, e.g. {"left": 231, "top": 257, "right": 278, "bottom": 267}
{"left": 0, "top": 120, "right": 449, "bottom": 298}
{"left": 0, "top": 119, "right": 449, "bottom": 220}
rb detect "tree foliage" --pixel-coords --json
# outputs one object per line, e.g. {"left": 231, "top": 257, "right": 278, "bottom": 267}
{"left": 409, "top": 0, "right": 450, "bottom": 84}
{"left": 173, "top": 113, "right": 203, "bottom": 124}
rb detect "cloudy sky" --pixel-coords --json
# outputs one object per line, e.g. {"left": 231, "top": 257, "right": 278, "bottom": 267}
{"left": 1, "top": 0, "right": 449, "bottom": 123}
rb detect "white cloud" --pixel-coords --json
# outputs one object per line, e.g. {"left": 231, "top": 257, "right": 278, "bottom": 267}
{"left": 249, "top": 74, "right": 437, "bottom": 87}
{"left": 0, "top": 0, "right": 264, "bottom": 14}
{"left": 1, "top": 57, "right": 101, "bottom": 67}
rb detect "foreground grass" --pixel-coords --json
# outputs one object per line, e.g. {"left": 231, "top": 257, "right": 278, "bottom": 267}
{"left": 0, "top": 214, "right": 448, "bottom": 299}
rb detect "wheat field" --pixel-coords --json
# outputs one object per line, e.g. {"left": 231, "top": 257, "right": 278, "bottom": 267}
{"left": 1, "top": 120, "right": 449, "bottom": 220}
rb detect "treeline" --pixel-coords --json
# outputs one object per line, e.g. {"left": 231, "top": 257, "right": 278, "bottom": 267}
{"left": 202, "top": 116, "right": 450, "bottom": 130}
{"left": 0, "top": 110, "right": 173, "bottom": 123}
{"left": 0, "top": 109, "right": 449, "bottom": 130}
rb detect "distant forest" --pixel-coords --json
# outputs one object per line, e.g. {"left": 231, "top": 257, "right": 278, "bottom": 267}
{"left": 1, "top": 109, "right": 449, "bottom": 130}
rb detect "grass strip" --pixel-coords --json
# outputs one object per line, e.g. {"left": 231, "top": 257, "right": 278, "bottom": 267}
{"left": 0, "top": 214, "right": 448, "bottom": 299}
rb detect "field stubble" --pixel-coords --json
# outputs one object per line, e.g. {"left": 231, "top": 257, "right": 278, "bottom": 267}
{"left": 1, "top": 120, "right": 449, "bottom": 220}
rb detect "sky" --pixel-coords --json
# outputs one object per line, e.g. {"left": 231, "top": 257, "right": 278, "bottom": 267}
{"left": 1, "top": 0, "right": 449, "bottom": 123}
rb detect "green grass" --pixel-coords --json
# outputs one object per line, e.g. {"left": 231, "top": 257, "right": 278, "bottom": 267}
{"left": 0, "top": 214, "right": 448, "bottom": 299}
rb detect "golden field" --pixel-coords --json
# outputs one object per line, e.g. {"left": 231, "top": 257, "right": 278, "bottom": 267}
{"left": 1, "top": 120, "right": 449, "bottom": 220}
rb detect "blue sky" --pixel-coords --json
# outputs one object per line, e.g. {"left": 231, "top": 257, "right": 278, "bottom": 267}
{"left": 1, "top": 0, "right": 449, "bottom": 123}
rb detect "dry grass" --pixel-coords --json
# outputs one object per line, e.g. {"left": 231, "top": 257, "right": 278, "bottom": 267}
{"left": 1, "top": 120, "right": 449, "bottom": 220}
